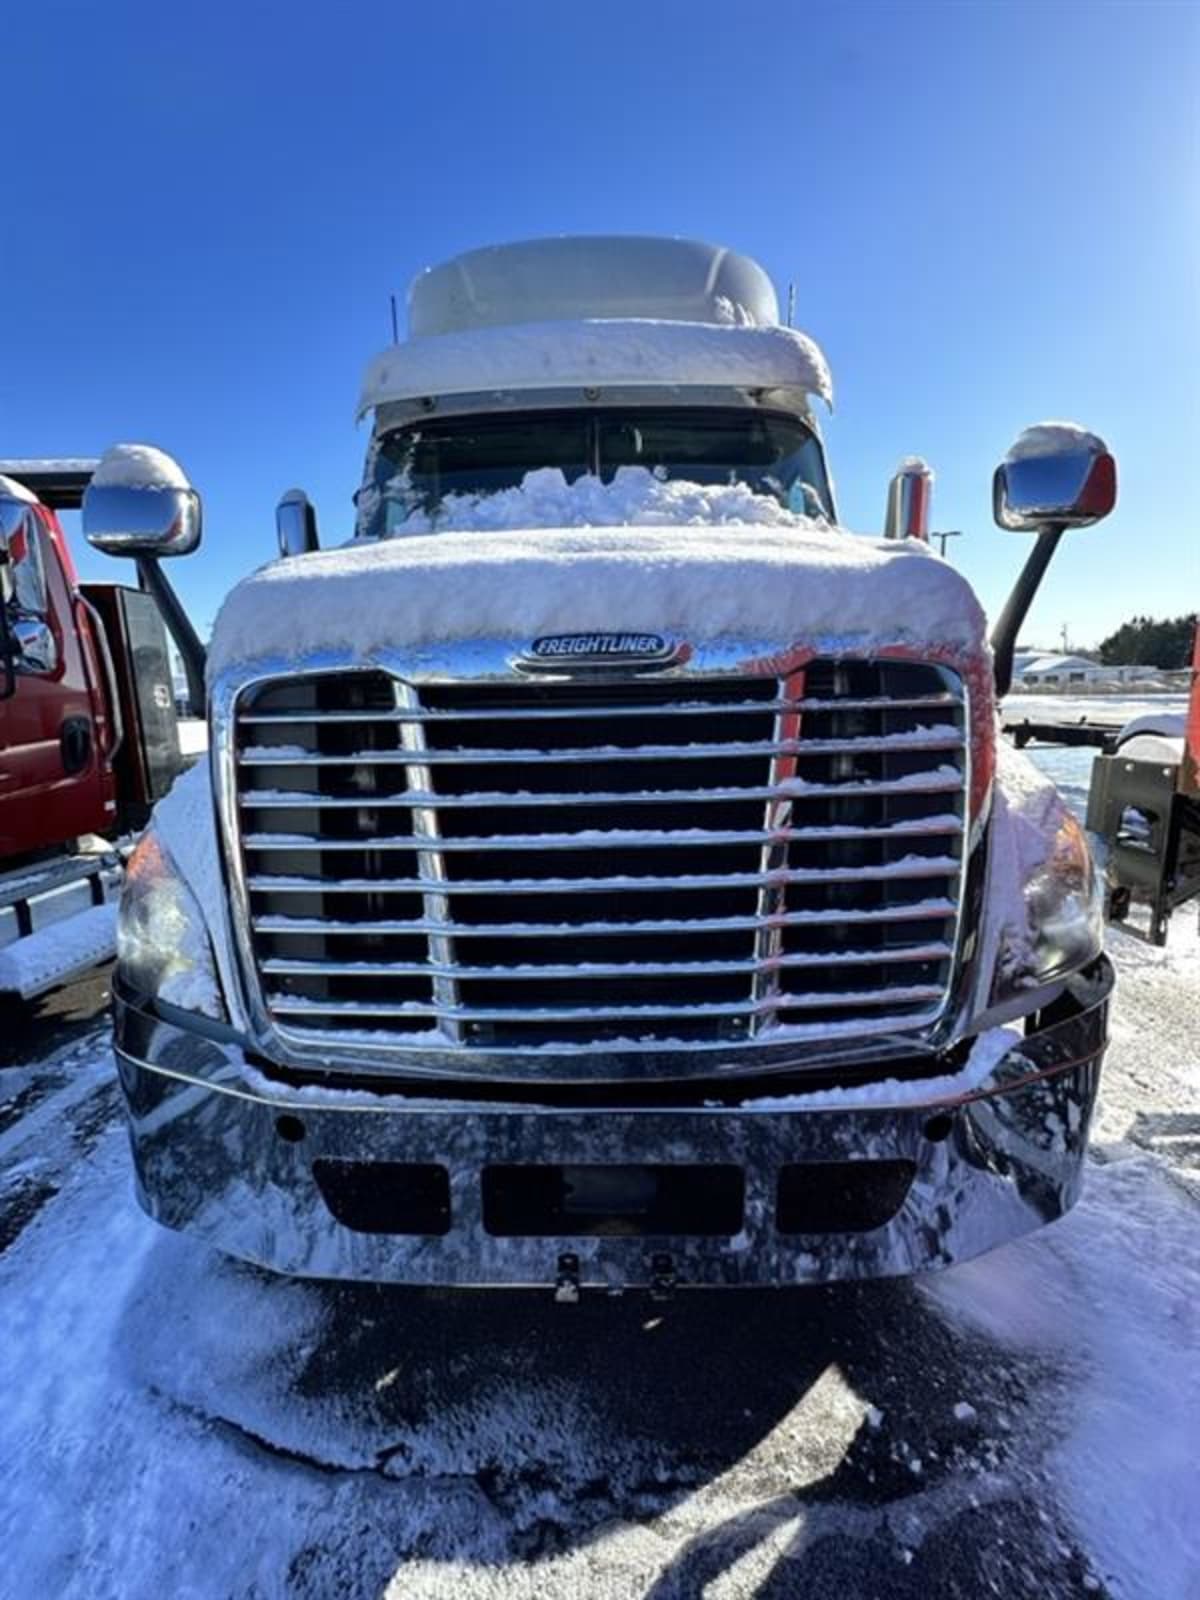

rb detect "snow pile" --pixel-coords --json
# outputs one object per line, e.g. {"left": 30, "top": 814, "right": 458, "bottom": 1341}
{"left": 1117, "top": 731, "right": 1186, "bottom": 765}
{"left": 991, "top": 739, "right": 1061, "bottom": 882}
{"left": 373, "top": 463, "right": 816, "bottom": 537}
{"left": 150, "top": 761, "right": 243, "bottom": 1022}
{"left": 744, "top": 1024, "right": 1021, "bottom": 1112}
{"left": 357, "top": 318, "right": 833, "bottom": 415}
{"left": 0, "top": 905, "right": 116, "bottom": 1000}
{"left": 208, "top": 469, "right": 987, "bottom": 679}
{"left": 712, "top": 294, "right": 759, "bottom": 327}
{"left": 90, "top": 443, "right": 190, "bottom": 489}
{"left": 1116, "top": 713, "right": 1186, "bottom": 766}
{"left": 976, "top": 738, "right": 1092, "bottom": 998}
{"left": 1004, "top": 422, "right": 1107, "bottom": 461}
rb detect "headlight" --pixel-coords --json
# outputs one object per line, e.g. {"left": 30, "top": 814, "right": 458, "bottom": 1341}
{"left": 118, "top": 830, "right": 226, "bottom": 1020}
{"left": 992, "top": 809, "right": 1104, "bottom": 1000}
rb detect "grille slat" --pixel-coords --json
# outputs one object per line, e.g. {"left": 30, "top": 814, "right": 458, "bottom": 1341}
{"left": 251, "top": 899, "right": 957, "bottom": 938}
{"left": 265, "top": 984, "right": 946, "bottom": 1023}
{"left": 260, "top": 941, "right": 953, "bottom": 981}
{"left": 238, "top": 692, "right": 959, "bottom": 726}
{"left": 242, "top": 817, "right": 962, "bottom": 852}
{"left": 239, "top": 772, "right": 965, "bottom": 809}
{"left": 238, "top": 730, "right": 964, "bottom": 766}
{"left": 246, "top": 858, "right": 961, "bottom": 894}
{"left": 233, "top": 660, "right": 968, "bottom": 1054}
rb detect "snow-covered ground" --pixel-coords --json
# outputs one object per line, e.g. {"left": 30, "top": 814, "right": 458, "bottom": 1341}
{"left": 1005, "top": 691, "right": 1189, "bottom": 727}
{"left": 177, "top": 718, "right": 208, "bottom": 758}
{"left": 0, "top": 718, "right": 1196, "bottom": 1599}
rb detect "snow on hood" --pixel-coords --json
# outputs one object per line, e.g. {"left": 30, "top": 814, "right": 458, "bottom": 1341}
{"left": 207, "top": 470, "right": 988, "bottom": 680}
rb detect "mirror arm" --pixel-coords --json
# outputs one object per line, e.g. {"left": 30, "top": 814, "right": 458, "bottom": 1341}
{"left": 990, "top": 524, "right": 1064, "bottom": 698}
{"left": 136, "top": 555, "right": 207, "bottom": 718}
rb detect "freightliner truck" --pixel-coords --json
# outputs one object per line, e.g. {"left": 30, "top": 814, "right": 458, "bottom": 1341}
{"left": 75, "top": 237, "right": 1118, "bottom": 1290}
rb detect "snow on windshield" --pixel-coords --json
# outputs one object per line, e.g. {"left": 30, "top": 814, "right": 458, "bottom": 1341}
{"left": 362, "top": 463, "right": 823, "bottom": 540}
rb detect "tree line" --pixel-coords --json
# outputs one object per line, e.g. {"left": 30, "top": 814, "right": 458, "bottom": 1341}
{"left": 1097, "top": 613, "right": 1196, "bottom": 669}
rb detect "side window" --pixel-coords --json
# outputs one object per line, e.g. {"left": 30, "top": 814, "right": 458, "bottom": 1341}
{"left": 9, "top": 511, "right": 50, "bottom": 617}
{"left": 5, "top": 509, "right": 59, "bottom": 675}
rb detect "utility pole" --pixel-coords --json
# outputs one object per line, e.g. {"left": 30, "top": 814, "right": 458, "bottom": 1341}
{"left": 932, "top": 528, "right": 963, "bottom": 559}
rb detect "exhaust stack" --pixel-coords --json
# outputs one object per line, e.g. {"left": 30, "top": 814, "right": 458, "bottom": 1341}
{"left": 884, "top": 457, "right": 933, "bottom": 542}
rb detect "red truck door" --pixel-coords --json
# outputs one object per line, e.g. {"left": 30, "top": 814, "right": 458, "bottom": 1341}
{"left": 0, "top": 507, "right": 116, "bottom": 856}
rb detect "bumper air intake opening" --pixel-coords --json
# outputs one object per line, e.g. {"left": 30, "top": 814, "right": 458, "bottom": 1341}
{"left": 482, "top": 1163, "right": 745, "bottom": 1237}
{"left": 312, "top": 1160, "right": 451, "bottom": 1235}
{"left": 776, "top": 1160, "right": 916, "bottom": 1234}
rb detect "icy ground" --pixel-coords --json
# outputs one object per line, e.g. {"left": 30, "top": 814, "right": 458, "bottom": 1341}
{"left": 0, "top": 745, "right": 1197, "bottom": 1598}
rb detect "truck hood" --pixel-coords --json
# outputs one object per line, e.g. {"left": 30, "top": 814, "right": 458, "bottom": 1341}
{"left": 208, "top": 519, "right": 989, "bottom": 684}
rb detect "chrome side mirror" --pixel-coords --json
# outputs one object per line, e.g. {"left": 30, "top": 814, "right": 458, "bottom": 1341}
{"left": 993, "top": 424, "right": 1117, "bottom": 532}
{"left": 276, "top": 488, "right": 320, "bottom": 558}
{"left": 83, "top": 444, "right": 202, "bottom": 557}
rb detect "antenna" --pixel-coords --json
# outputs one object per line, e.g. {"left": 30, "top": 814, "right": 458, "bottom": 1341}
{"left": 786, "top": 282, "right": 796, "bottom": 329}
{"left": 932, "top": 528, "right": 963, "bottom": 559}
{"left": 389, "top": 293, "right": 399, "bottom": 345}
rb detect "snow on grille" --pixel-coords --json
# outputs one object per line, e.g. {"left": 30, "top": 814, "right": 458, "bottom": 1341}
{"left": 232, "top": 662, "right": 968, "bottom": 1054}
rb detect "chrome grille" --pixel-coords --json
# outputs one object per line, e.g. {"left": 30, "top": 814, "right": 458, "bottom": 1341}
{"left": 233, "top": 660, "right": 968, "bottom": 1055}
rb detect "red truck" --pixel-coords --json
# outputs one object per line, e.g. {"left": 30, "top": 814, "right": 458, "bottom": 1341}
{"left": 0, "top": 461, "right": 186, "bottom": 1001}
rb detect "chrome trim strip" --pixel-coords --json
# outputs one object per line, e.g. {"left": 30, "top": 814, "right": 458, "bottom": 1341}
{"left": 396, "top": 680, "right": 461, "bottom": 1043}
{"left": 752, "top": 664, "right": 804, "bottom": 1032}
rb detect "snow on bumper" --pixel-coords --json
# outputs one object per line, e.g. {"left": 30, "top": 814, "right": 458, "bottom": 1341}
{"left": 112, "top": 959, "right": 1112, "bottom": 1287}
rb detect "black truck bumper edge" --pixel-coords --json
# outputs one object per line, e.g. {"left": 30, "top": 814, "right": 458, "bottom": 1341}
{"left": 111, "top": 957, "right": 1113, "bottom": 1287}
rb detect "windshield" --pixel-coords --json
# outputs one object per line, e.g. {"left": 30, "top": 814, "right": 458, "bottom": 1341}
{"left": 359, "top": 407, "right": 832, "bottom": 537}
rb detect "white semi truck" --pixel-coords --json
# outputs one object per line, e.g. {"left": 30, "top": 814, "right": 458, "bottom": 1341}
{"left": 88, "top": 236, "right": 1116, "bottom": 1289}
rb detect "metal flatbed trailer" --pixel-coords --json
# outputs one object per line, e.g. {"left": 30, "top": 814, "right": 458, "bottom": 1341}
{"left": 1003, "top": 716, "right": 1121, "bottom": 751}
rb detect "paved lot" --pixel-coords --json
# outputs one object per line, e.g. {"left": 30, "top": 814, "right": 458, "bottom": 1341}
{"left": 1, "top": 902, "right": 1196, "bottom": 1598}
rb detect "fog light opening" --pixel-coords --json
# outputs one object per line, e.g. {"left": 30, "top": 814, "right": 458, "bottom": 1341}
{"left": 276, "top": 1114, "right": 306, "bottom": 1144}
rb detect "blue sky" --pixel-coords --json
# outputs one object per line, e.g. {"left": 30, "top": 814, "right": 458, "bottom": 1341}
{"left": 4, "top": 0, "right": 1196, "bottom": 646}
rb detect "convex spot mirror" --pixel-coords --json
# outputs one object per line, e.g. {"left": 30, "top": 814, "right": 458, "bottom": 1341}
{"left": 276, "top": 488, "right": 320, "bottom": 558}
{"left": 993, "top": 424, "right": 1116, "bottom": 532}
{"left": 84, "top": 444, "right": 202, "bottom": 557}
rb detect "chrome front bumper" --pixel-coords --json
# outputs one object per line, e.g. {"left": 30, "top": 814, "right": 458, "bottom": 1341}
{"left": 112, "top": 958, "right": 1112, "bottom": 1288}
